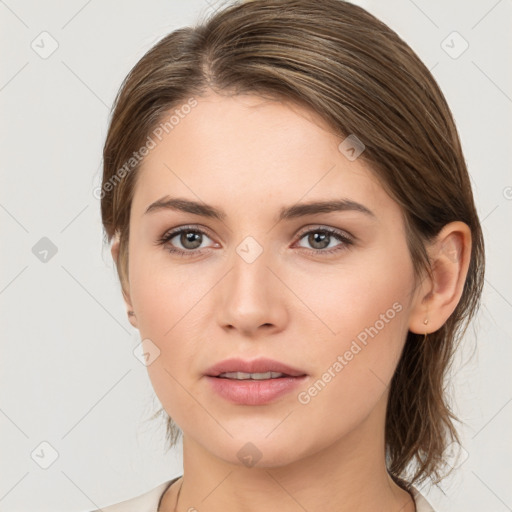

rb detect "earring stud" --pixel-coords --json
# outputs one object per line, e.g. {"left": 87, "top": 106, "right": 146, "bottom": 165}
{"left": 423, "top": 318, "right": 429, "bottom": 339}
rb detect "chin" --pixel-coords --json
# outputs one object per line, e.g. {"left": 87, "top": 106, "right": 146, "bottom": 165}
{"left": 199, "top": 429, "right": 310, "bottom": 469}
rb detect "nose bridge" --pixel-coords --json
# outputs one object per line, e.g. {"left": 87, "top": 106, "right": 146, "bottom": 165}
{"left": 229, "top": 234, "right": 272, "bottom": 301}
{"left": 217, "top": 234, "right": 283, "bottom": 333}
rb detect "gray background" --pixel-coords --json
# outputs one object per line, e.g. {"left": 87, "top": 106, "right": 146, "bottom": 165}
{"left": 1, "top": 0, "right": 511, "bottom": 510}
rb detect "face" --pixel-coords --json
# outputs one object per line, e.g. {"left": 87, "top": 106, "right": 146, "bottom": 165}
{"left": 124, "top": 92, "right": 419, "bottom": 467}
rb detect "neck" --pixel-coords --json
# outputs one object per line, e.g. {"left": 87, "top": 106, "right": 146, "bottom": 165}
{"left": 165, "top": 395, "right": 415, "bottom": 512}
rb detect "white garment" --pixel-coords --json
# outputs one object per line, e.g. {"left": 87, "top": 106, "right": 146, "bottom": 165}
{"left": 90, "top": 476, "right": 436, "bottom": 512}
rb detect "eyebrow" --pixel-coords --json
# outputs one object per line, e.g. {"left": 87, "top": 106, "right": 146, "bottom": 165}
{"left": 144, "top": 196, "right": 376, "bottom": 221}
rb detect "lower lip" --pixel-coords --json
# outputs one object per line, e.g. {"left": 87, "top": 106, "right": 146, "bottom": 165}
{"left": 205, "top": 375, "right": 307, "bottom": 405}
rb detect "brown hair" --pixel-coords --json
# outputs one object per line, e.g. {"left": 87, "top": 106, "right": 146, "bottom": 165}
{"left": 101, "top": 0, "right": 485, "bottom": 488}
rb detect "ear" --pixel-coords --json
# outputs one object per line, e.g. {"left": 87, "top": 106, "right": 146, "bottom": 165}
{"left": 408, "top": 221, "right": 472, "bottom": 334}
{"left": 111, "top": 232, "right": 138, "bottom": 329}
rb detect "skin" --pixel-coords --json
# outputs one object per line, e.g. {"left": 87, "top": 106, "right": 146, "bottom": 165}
{"left": 111, "top": 91, "right": 472, "bottom": 512}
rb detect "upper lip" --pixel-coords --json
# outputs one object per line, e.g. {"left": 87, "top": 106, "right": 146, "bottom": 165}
{"left": 205, "top": 357, "right": 307, "bottom": 377}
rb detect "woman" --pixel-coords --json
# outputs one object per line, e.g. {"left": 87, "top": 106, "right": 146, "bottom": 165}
{"left": 93, "top": 0, "right": 485, "bottom": 510}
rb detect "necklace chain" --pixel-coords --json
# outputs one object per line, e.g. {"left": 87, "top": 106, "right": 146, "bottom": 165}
{"left": 173, "top": 479, "right": 183, "bottom": 512}
{"left": 169, "top": 477, "right": 415, "bottom": 511}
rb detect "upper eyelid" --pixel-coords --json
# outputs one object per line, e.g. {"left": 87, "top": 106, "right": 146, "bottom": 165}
{"left": 296, "top": 225, "right": 352, "bottom": 239}
{"left": 162, "top": 224, "right": 215, "bottom": 241}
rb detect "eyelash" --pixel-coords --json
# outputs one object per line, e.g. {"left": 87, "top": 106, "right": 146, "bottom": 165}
{"left": 155, "top": 224, "right": 354, "bottom": 258}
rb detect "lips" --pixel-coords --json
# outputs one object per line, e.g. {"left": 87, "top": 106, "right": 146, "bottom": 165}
{"left": 204, "top": 357, "right": 308, "bottom": 405}
{"left": 205, "top": 357, "right": 307, "bottom": 378}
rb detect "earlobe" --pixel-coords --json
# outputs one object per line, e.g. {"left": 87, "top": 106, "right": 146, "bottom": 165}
{"left": 111, "top": 232, "right": 138, "bottom": 329}
{"left": 408, "top": 221, "right": 472, "bottom": 335}
{"left": 124, "top": 297, "right": 138, "bottom": 329}
{"left": 111, "top": 233, "right": 120, "bottom": 264}
{"left": 126, "top": 309, "right": 138, "bottom": 328}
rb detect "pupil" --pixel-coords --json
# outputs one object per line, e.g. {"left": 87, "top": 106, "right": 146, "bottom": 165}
{"left": 310, "top": 232, "right": 329, "bottom": 249}
{"left": 182, "top": 231, "right": 201, "bottom": 249}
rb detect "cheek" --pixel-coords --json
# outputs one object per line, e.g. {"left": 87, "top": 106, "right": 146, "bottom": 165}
{"left": 289, "top": 249, "right": 413, "bottom": 420}
{"left": 128, "top": 252, "right": 212, "bottom": 411}
{"left": 284, "top": 242, "right": 413, "bottom": 345}
{"left": 130, "top": 262, "right": 206, "bottom": 430}
{"left": 128, "top": 247, "right": 209, "bottom": 340}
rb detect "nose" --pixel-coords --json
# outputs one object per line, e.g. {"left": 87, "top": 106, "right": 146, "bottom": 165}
{"left": 215, "top": 242, "right": 288, "bottom": 337}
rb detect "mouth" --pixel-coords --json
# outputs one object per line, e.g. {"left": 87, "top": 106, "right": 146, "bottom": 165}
{"left": 205, "top": 357, "right": 307, "bottom": 378}
{"left": 204, "top": 358, "right": 308, "bottom": 405}
{"left": 214, "top": 371, "right": 295, "bottom": 380}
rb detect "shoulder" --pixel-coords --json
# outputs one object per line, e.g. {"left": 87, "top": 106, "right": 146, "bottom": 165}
{"left": 88, "top": 477, "right": 180, "bottom": 512}
{"left": 411, "top": 485, "right": 437, "bottom": 512}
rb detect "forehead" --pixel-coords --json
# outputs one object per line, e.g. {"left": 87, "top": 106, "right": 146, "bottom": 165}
{"left": 131, "top": 92, "right": 393, "bottom": 219}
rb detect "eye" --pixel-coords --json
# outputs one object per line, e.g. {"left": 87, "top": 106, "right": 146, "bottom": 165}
{"left": 156, "top": 225, "right": 354, "bottom": 258}
{"left": 155, "top": 226, "right": 216, "bottom": 256}
{"left": 295, "top": 226, "right": 353, "bottom": 254}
